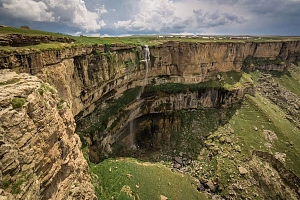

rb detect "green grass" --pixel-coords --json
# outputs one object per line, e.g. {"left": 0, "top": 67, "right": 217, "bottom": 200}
{"left": 191, "top": 91, "right": 300, "bottom": 198}
{"left": 169, "top": 107, "right": 236, "bottom": 157}
{"left": 2, "top": 26, "right": 300, "bottom": 52}
{"left": 78, "top": 87, "right": 141, "bottom": 136}
{"left": 270, "top": 65, "right": 300, "bottom": 98}
{"left": 144, "top": 80, "right": 221, "bottom": 95}
{"left": 90, "top": 158, "right": 207, "bottom": 200}
{"left": 0, "top": 179, "right": 11, "bottom": 189}
{"left": 0, "top": 26, "right": 68, "bottom": 37}
{"left": 11, "top": 179, "right": 25, "bottom": 194}
{"left": 38, "top": 83, "right": 55, "bottom": 96}
{"left": 243, "top": 56, "right": 285, "bottom": 67}
{"left": 228, "top": 94, "right": 300, "bottom": 176}
{"left": 143, "top": 71, "right": 252, "bottom": 96}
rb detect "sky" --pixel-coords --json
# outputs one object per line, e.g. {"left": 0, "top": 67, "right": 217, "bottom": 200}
{"left": 0, "top": 0, "right": 300, "bottom": 36}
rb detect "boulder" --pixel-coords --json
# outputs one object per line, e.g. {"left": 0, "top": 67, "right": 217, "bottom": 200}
{"left": 174, "top": 157, "right": 183, "bottom": 164}
{"left": 238, "top": 166, "right": 248, "bottom": 175}
{"left": 207, "top": 179, "right": 216, "bottom": 192}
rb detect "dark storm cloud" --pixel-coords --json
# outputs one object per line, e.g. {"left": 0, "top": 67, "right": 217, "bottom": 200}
{"left": 192, "top": 9, "right": 245, "bottom": 28}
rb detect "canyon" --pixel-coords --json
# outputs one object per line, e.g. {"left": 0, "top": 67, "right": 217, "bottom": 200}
{"left": 1, "top": 35, "right": 300, "bottom": 199}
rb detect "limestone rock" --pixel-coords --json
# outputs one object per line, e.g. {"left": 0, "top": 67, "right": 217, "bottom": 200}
{"left": 238, "top": 166, "right": 248, "bottom": 175}
{"left": 207, "top": 179, "right": 216, "bottom": 192}
{"left": 0, "top": 70, "right": 96, "bottom": 200}
{"left": 0, "top": 34, "right": 74, "bottom": 47}
{"left": 1, "top": 41, "right": 297, "bottom": 117}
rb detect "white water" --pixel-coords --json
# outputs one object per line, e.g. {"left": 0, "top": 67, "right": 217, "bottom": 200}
{"left": 127, "top": 107, "right": 141, "bottom": 150}
{"left": 138, "top": 45, "right": 151, "bottom": 98}
{"left": 128, "top": 45, "right": 150, "bottom": 149}
{"left": 129, "top": 120, "right": 136, "bottom": 150}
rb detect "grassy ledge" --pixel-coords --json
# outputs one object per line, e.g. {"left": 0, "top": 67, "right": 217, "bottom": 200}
{"left": 90, "top": 158, "right": 208, "bottom": 200}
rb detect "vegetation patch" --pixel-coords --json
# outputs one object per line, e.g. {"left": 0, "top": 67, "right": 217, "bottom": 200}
{"left": 57, "top": 98, "right": 65, "bottom": 110}
{"left": 38, "top": 83, "right": 55, "bottom": 96}
{"left": 0, "top": 78, "right": 20, "bottom": 86}
{"left": 227, "top": 93, "right": 300, "bottom": 175}
{"left": 0, "top": 179, "right": 11, "bottom": 189}
{"left": 143, "top": 71, "right": 252, "bottom": 96}
{"left": 11, "top": 97, "right": 25, "bottom": 109}
{"left": 269, "top": 64, "right": 300, "bottom": 98}
{"left": 124, "top": 60, "right": 135, "bottom": 68}
{"left": 11, "top": 179, "right": 25, "bottom": 194}
{"left": 90, "top": 158, "right": 208, "bottom": 200}
{"left": 243, "top": 56, "right": 285, "bottom": 68}
{"left": 2, "top": 27, "right": 300, "bottom": 52}
{"left": 78, "top": 87, "right": 141, "bottom": 137}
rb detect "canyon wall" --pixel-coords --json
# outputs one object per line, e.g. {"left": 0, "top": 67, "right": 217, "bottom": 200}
{"left": 1, "top": 41, "right": 299, "bottom": 118}
{"left": 0, "top": 70, "right": 96, "bottom": 199}
{"left": 1, "top": 40, "right": 300, "bottom": 198}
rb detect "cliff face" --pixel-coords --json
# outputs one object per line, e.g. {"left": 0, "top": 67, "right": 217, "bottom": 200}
{"left": 1, "top": 41, "right": 299, "bottom": 118}
{"left": 0, "top": 70, "right": 95, "bottom": 199}
{"left": 144, "top": 87, "right": 255, "bottom": 113}
{"left": 1, "top": 40, "right": 300, "bottom": 199}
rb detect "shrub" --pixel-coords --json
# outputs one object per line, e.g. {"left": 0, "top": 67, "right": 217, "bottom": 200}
{"left": 57, "top": 98, "right": 65, "bottom": 109}
{"left": 11, "top": 179, "right": 24, "bottom": 194}
{"left": 0, "top": 179, "right": 11, "bottom": 189}
{"left": 11, "top": 98, "right": 25, "bottom": 109}
{"left": 38, "top": 83, "right": 55, "bottom": 96}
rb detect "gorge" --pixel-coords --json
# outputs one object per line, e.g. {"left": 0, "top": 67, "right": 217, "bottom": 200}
{"left": 1, "top": 32, "right": 300, "bottom": 199}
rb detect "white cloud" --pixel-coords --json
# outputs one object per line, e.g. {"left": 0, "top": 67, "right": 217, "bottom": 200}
{"left": 114, "top": 0, "right": 245, "bottom": 33}
{"left": 1, "top": 0, "right": 106, "bottom": 32}
{"left": 2, "top": 0, "right": 55, "bottom": 21}
{"left": 95, "top": 5, "right": 108, "bottom": 14}
{"left": 114, "top": 0, "right": 178, "bottom": 31}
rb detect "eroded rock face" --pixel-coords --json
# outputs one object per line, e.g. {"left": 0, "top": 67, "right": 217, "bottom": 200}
{"left": 0, "top": 34, "right": 75, "bottom": 47}
{"left": 0, "top": 70, "right": 95, "bottom": 200}
{"left": 1, "top": 41, "right": 299, "bottom": 118}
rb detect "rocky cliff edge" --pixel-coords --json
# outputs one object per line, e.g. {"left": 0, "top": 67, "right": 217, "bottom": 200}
{"left": 0, "top": 70, "right": 96, "bottom": 199}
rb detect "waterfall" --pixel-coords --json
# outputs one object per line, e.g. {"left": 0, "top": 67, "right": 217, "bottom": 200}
{"left": 129, "top": 120, "right": 136, "bottom": 150}
{"left": 138, "top": 45, "right": 150, "bottom": 98}
{"left": 127, "top": 107, "right": 140, "bottom": 150}
{"left": 128, "top": 45, "right": 150, "bottom": 150}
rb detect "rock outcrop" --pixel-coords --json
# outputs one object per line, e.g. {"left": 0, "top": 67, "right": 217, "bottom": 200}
{"left": 0, "top": 70, "right": 95, "bottom": 199}
{"left": 1, "top": 41, "right": 299, "bottom": 118}
{"left": 0, "top": 34, "right": 75, "bottom": 47}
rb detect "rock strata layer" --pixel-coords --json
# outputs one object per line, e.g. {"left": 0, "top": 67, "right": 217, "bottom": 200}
{"left": 0, "top": 70, "right": 95, "bottom": 200}
{"left": 0, "top": 41, "right": 299, "bottom": 117}
{"left": 0, "top": 34, "right": 75, "bottom": 47}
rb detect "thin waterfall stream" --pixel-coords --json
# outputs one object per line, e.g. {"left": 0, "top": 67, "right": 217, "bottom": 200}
{"left": 140, "top": 45, "right": 150, "bottom": 95}
{"left": 128, "top": 45, "right": 151, "bottom": 149}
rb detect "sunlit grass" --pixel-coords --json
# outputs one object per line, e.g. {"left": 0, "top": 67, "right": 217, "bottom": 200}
{"left": 90, "top": 158, "right": 208, "bottom": 200}
{"left": 228, "top": 93, "right": 300, "bottom": 176}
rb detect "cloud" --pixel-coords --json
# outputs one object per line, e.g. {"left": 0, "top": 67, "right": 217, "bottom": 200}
{"left": 191, "top": 9, "right": 245, "bottom": 28}
{"left": 114, "top": 0, "right": 177, "bottom": 32}
{"left": 0, "top": 0, "right": 106, "bottom": 32}
{"left": 1, "top": 0, "right": 55, "bottom": 22}
{"left": 114, "top": 0, "right": 245, "bottom": 33}
{"left": 0, "top": 0, "right": 300, "bottom": 35}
